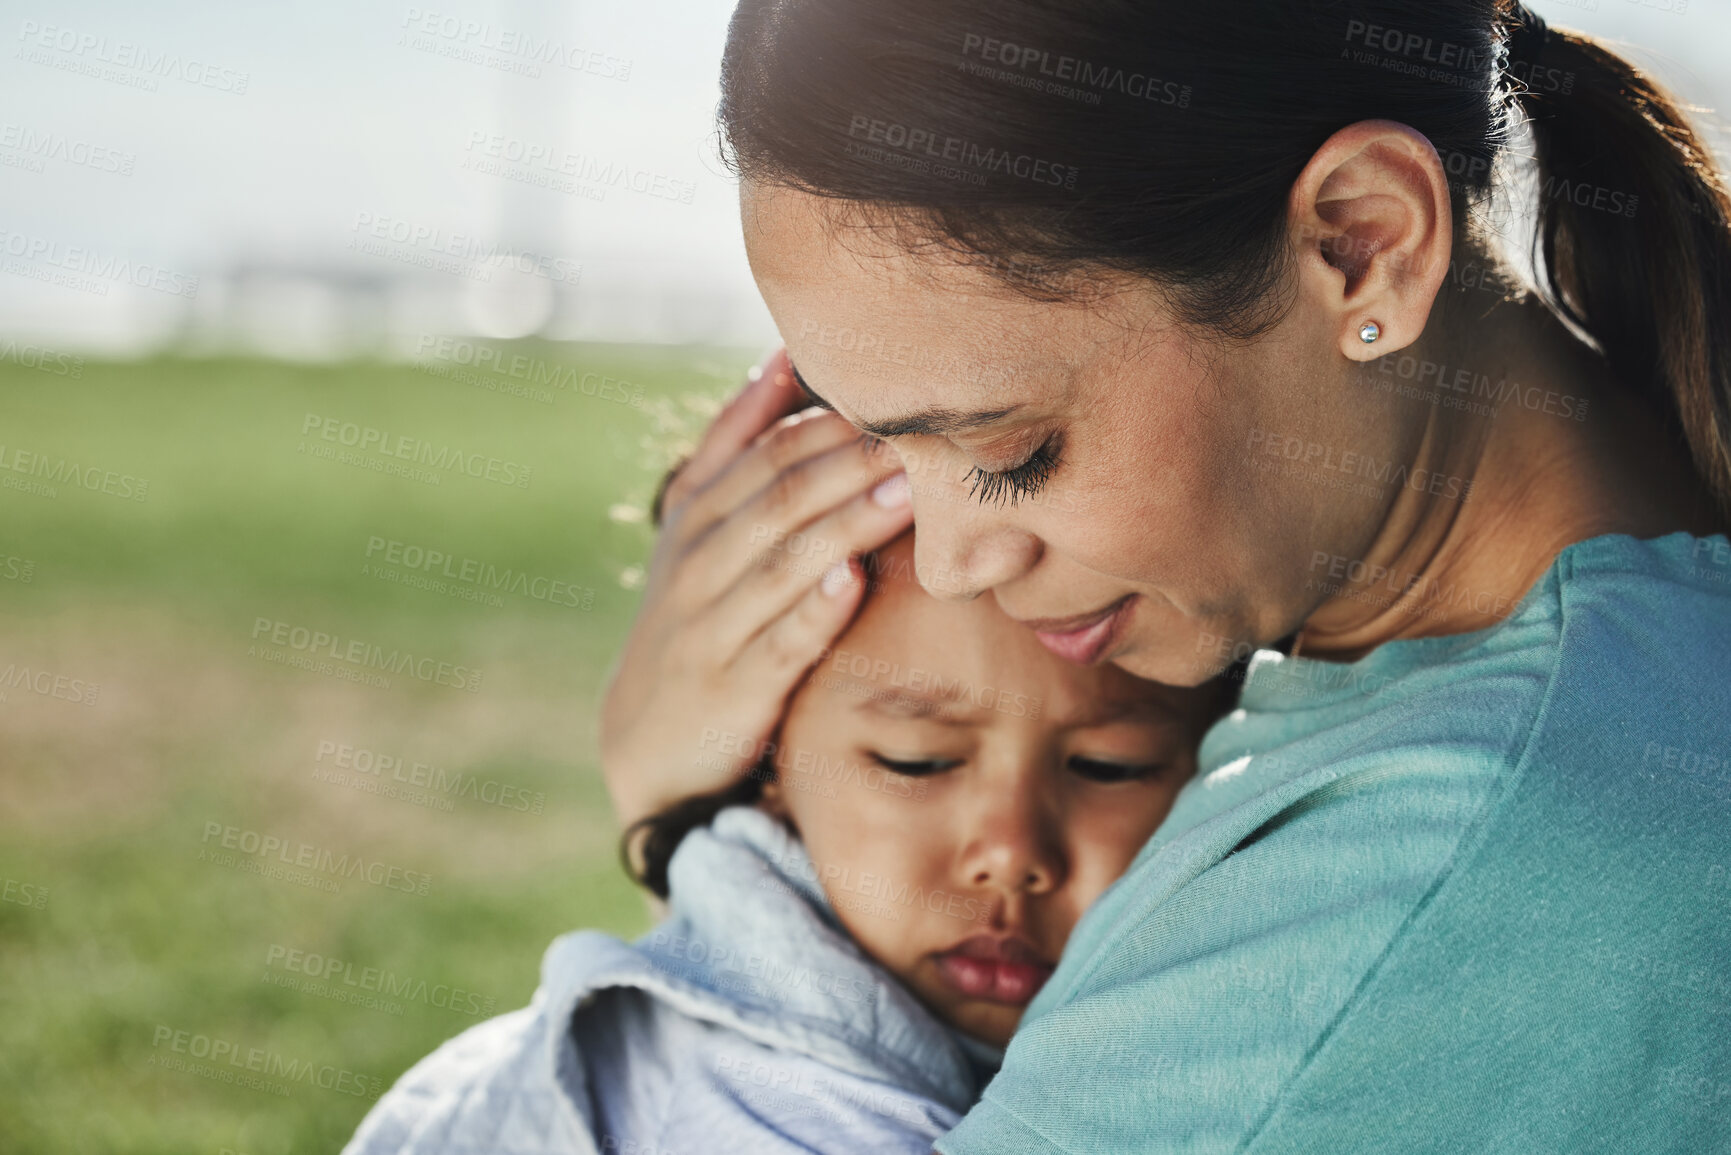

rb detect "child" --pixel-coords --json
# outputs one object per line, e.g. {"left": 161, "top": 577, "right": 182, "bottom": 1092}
{"left": 345, "top": 532, "right": 1227, "bottom": 1154}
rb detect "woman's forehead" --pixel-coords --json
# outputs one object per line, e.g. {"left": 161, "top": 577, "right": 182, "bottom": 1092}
{"left": 745, "top": 186, "right": 1115, "bottom": 417}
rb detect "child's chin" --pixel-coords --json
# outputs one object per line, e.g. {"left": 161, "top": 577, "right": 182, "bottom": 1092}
{"left": 945, "top": 1003, "right": 1022, "bottom": 1049}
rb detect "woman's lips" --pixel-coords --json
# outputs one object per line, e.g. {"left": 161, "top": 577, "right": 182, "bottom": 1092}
{"left": 1027, "top": 595, "right": 1135, "bottom": 665}
{"left": 932, "top": 935, "right": 1055, "bottom": 1005}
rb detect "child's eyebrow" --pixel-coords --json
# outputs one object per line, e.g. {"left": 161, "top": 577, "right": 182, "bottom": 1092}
{"left": 851, "top": 687, "right": 975, "bottom": 724}
{"left": 1065, "top": 697, "right": 1193, "bottom": 731}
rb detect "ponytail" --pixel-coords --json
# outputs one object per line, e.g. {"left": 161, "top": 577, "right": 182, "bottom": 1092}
{"left": 1508, "top": 4, "right": 1731, "bottom": 523}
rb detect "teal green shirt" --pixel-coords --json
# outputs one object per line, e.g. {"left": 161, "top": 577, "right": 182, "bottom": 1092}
{"left": 939, "top": 532, "right": 1731, "bottom": 1154}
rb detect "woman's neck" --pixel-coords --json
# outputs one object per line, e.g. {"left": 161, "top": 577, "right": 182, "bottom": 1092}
{"left": 1297, "top": 293, "right": 1722, "bottom": 662}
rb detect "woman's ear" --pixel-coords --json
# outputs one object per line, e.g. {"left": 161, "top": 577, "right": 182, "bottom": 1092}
{"left": 1287, "top": 119, "right": 1454, "bottom": 362}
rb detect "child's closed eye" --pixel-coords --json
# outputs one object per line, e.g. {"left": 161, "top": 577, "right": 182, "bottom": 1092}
{"left": 1067, "top": 756, "right": 1166, "bottom": 783}
{"left": 867, "top": 752, "right": 963, "bottom": 778}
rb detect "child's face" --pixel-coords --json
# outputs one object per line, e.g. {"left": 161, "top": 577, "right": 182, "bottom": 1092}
{"left": 761, "top": 535, "right": 1223, "bottom": 1047}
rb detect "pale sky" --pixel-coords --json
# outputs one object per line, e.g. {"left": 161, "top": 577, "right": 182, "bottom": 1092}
{"left": 0, "top": 0, "right": 1726, "bottom": 353}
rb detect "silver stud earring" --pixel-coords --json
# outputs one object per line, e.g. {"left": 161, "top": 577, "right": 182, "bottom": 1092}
{"left": 1358, "top": 321, "right": 1382, "bottom": 344}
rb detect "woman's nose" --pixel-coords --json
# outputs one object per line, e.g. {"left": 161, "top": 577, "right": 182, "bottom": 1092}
{"left": 905, "top": 469, "right": 1043, "bottom": 602}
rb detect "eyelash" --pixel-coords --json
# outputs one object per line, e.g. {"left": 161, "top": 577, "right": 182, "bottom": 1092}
{"left": 792, "top": 361, "right": 1060, "bottom": 507}
{"left": 868, "top": 753, "right": 961, "bottom": 778}
{"left": 966, "top": 434, "right": 1061, "bottom": 508}
{"left": 867, "top": 751, "right": 1163, "bottom": 784}
{"left": 1067, "top": 757, "right": 1164, "bottom": 784}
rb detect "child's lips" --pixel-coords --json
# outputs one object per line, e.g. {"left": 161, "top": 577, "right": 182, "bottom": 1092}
{"left": 932, "top": 935, "right": 1056, "bottom": 1005}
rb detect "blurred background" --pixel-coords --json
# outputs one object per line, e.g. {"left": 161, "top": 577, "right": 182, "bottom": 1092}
{"left": 0, "top": 0, "right": 1725, "bottom": 1151}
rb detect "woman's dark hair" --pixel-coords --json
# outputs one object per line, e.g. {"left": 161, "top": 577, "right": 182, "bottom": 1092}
{"left": 718, "top": 0, "right": 1731, "bottom": 522}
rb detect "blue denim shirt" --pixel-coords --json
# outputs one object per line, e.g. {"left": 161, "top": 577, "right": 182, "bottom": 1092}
{"left": 346, "top": 806, "right": 996, "bottom": 1155}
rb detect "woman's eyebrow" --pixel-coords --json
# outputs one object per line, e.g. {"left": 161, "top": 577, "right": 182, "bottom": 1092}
{"left": 856, "top": 405, "right": 1023, "bottom": 438}
{"left": 789, "top": 361, "right": 1020, "bottom": 437}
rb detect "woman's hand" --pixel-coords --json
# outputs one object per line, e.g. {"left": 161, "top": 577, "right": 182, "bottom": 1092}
{"left": 599, "top": 349, "right": 913, "bottom": 828}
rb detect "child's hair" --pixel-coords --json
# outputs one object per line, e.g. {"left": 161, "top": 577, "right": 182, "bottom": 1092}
{"left": 622, "top": 769, "right": 768, "bottom": 899}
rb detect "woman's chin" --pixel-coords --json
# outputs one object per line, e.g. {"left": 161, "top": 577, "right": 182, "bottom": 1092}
{"left": 1107, "top": 639, "right": 1198, "bottom": 686}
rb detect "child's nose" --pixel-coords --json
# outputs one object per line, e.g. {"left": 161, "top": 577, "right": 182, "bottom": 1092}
{"left": 957, "top": 799, "right": 1066, "bottom": 896}
{"left": 967, "top": 847, "right": 1055, "bottom": 894}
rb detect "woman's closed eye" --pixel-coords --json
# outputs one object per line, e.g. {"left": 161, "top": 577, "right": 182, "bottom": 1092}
{"left": 867, "top": 752, "right": 964, "bottom": 777}
{"left": 966, "top": 433, "right": 1062, "bottom": 507}
{"left": 1067, "top": 756, "right": 1165, "bottom": 783}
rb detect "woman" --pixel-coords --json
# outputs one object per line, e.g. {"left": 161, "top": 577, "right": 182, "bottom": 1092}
{"left": 603, "top": 0, "right": 1731, "bottom": 1151}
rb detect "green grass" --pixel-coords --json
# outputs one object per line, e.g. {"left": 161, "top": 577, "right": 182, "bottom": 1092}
{"left": 0, "top": 345, "right": 757, "bottom": 1153}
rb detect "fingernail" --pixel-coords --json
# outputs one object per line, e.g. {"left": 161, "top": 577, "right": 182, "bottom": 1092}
{"left": 870, "top": 473, "right": 910, "bottom": 509}
{"left": 748, "top": 348, "right": 791, "bottom": 390}
{"left": 821, "top": 562, "right": 855, "bottom": 597}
